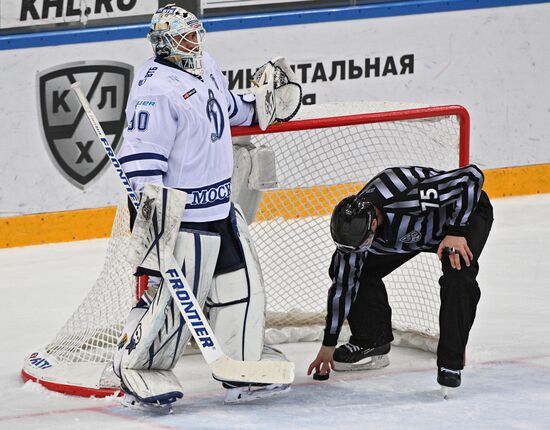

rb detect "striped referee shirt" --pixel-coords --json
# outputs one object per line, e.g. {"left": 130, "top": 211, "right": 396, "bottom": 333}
{"left": 323, "top": 165, "right": 485, "bottom": 346}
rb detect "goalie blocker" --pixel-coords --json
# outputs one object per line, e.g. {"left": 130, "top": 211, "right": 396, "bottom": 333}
{"left": 114, "top": 184, "right": 293, "bottom": 407}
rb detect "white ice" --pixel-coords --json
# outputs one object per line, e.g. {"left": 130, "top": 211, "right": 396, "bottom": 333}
{"left": 1, "top": 194, "right": 549, "bottom": 430}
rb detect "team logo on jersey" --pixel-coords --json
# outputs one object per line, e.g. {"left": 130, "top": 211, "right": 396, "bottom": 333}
{"left": 37, "top": 61, "right": 133, "bottom": 189}
{"left": 399, "top": 230, "right": 422, "bottom": 243}
{"left": 206, "top": 89, "right": 225, "bottom": 142}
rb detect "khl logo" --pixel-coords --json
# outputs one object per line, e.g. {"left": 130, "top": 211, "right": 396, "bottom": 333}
{"left": 37, "top": 61, "right": 133, "bottom": 189}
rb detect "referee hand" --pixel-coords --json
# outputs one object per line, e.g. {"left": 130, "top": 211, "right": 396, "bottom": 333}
{"left": 437, "top": 235, "right": 473, "bottom": 270}
{"left": 308, "top": 345, "right": 335, "bottom": 376}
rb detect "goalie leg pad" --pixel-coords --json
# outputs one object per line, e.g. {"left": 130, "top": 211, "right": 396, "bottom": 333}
{"left": 115, "top": 184, "right": 220, "bottom": 400}
{"left": 208, "top": 204, "right": 265, "bottom": 362}
{"left": 117, "top": 230, "right": 219, "bottom": 401}
{"left": 115, "top": 279, "right": 183, "bottom": 402}
{"left": 118, "top": 183, "right": 187, "bottom": 371}
{"left": 118, "top": 282, "right": 173, "bottom": 371}
{"left": 113, "top": 304, "right": 147, "bottom": 379}
{"left": 120, "top": 229, "right": 220, "bottom": 372}
{"left": 126, "top": 184, "right": 187, "bottom": 274}
{"left": 154, "top": 228, "right": 221, "bottom": 367}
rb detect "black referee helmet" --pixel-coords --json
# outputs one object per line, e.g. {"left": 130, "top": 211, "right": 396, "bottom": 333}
{"left": 330, "top": 195, "right": 377, "bottom": 251}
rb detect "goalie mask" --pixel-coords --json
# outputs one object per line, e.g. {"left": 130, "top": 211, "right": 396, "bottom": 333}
{"left": 330, "top": 195, "right": 377, "bottom": 252}
{"left": 148, "top": 4, "right": 205, "bottom": 76}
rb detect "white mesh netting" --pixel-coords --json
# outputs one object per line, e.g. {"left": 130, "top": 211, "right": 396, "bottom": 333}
{"left": 45, "top": 202, "right": 134, "bottom": 365}
{"left": 23, "top": 102, "right": 467, "bottom": 393}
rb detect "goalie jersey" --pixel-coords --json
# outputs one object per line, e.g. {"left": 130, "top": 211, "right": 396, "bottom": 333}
{"left": 119, "top": 52, "right": 256, "bottom": 222}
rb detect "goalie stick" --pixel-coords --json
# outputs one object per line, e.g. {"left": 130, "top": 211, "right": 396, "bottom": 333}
{"left": 71, "top": 81, "right": 294, "bottom": 385}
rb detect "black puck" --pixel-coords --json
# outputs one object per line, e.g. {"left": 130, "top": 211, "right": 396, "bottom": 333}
{"left": 313, "top": 372, "right": 329, "bottom": 381}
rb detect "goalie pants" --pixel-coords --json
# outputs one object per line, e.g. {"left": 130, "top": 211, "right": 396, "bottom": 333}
{"left": 180, "top": 215, "right": 244, "bottom": 275}
{"left": 348, "top": 191, "right": 493, "bottom": 370}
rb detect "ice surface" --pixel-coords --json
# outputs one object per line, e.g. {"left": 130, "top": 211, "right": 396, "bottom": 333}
{"left": 1, "top": 194, "right": 549, "bottom": 429}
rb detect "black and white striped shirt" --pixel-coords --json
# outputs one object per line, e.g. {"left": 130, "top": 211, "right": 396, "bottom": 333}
{"left": 323, "top": 165, "right": 485, "bottom": 346}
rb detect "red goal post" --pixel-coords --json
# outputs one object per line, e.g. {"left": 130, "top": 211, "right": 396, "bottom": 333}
{"left": 21, "top": 102, "right": 470, "bottom": 398}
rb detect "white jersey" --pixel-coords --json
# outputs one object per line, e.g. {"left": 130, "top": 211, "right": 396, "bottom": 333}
{"left": 119, "top": 52, "right": 255, "bottom": 222}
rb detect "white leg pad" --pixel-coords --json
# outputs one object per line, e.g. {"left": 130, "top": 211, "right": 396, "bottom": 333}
{"left": 119, "top": 230, "right": 220, "bottom": 372}
{"left": 126, "top": 184, "right": 186, "bottom": 273}
{"left": 119, "top": 277, "right": 174, "bottom": 370}
{"left": 208, "top": 205, "right": 266, "bottom": 361}
{"left": 113, "top": 305, "right": 147, "bottom": 379}
{"left": 114, "top": 184, "right": 221, "bottom": 401}
{"left": 154, "top": 229, "right": 221, "bottom": 366}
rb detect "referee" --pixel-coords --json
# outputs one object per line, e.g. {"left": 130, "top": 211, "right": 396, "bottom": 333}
{"left": 307, "top": 165, "right": 493, "bottom": 389}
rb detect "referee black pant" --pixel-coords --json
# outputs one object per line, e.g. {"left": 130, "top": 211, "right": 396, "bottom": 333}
{"left": 347, "top": 191, "right": 493, "bottom": 370}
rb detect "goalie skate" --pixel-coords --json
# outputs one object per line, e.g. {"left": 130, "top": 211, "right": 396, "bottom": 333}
{"left": 333, "top": 343, "right": 390, "bottom": 372}
{"left": 224, "top": 383, "right": 291, "bottom": 404}
{"left": 119, "top": 392, "right": 181, "bottom": 414}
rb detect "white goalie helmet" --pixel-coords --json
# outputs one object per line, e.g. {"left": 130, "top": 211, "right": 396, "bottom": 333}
{"left": 148, "top": 4, "right": 205, "bottom": 76}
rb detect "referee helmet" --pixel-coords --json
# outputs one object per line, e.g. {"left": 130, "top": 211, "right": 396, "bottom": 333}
{"left": 330, "top": 195, "right": 377, "bottom": 252}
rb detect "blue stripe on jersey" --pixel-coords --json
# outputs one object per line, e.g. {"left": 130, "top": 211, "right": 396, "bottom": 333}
{"left": 119, "top": 153, "right": 168, "bottom": 164}
{"left": 177, "top": 178, "right": 231, "bottom": 210}
{"left": 125, "top": 169, "right": 164, "bottom": 178}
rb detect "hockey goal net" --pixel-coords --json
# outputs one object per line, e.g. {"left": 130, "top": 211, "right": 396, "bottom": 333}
{"left": 21, "top": 102, "right": 469, "bottom": 397}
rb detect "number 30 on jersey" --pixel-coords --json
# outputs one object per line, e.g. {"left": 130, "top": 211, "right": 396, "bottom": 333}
{"left": 128, "top": 111, "right": 150, "bottom": 132}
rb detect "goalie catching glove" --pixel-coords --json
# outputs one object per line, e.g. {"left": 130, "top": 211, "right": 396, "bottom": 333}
{"left": 250, "top": 57, "right": 302, "bottom": 131}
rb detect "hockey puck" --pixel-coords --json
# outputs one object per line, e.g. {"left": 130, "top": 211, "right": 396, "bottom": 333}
{"left": 313, "top": 372, "right": 329, "bottom": 381}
